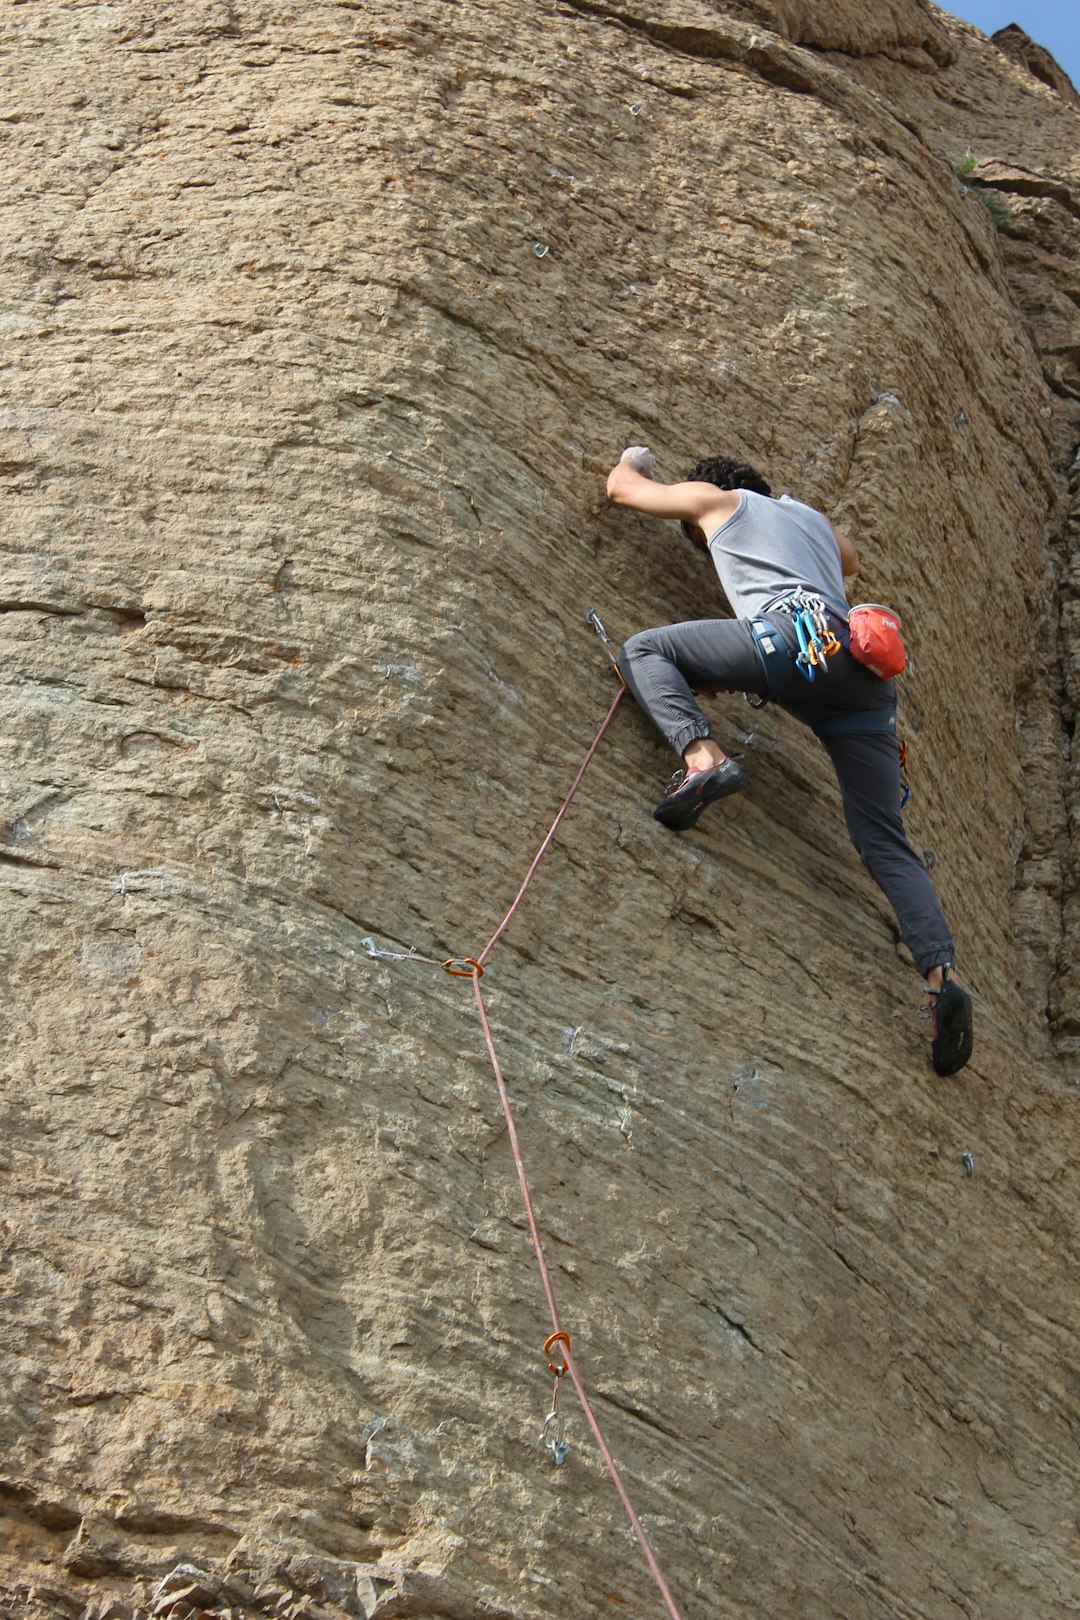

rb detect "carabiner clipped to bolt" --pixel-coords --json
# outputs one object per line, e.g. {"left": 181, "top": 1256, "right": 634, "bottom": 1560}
{"left": 362, "top": 936, "right": 418, "bottom": 962}
{"left": 585, "top": 609, "right": 626, "bottom": 686}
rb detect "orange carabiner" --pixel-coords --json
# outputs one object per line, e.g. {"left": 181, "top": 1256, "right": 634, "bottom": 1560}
{"left": 544, "top": 1330, "right": 571, "bottom": 1373}
{"left": 444, "top": 957, "right": 484, "bottom": 978}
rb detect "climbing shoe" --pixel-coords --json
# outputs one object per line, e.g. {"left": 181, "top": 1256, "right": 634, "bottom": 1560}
{"left": 926, "top": 975, "right": 974, "bottom": 1076}
{"left": 652, "top": 759, "right": 747, "bottom": 831}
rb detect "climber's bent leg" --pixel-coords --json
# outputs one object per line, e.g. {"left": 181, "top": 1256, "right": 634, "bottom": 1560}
{"left": 618, "top": 619, "right": 766, "bottom": 758}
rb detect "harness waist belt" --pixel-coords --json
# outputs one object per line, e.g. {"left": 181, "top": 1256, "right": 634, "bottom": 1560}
{"left": 748, "top": 617, "right": 797, "bottom": 702}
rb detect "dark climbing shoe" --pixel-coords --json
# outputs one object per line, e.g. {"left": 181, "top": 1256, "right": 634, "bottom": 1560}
{"left": 652, "top": 759, "right": 748, "bottom": 830}
{"left": 928, "top": 977, "right": 974, "bottom": 1076}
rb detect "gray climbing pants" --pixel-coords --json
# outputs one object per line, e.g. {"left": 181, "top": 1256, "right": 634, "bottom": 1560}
{"left": 618, "top": 616, "right": 955, "bottom": 977}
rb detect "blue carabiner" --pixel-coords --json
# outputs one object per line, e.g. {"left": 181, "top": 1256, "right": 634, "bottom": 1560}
{"left": 793, "top": 608, "right": 816, "bottom": 681}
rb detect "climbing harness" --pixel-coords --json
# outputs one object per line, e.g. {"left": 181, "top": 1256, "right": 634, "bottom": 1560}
{"left": 746, "top": 618, "right": 793, "bottom": 703}
{"left": 745, "top": 590, "right": 845, "bottom": 704}
{"left": 364, "top": 641, "right": 686, "bottom": 1620}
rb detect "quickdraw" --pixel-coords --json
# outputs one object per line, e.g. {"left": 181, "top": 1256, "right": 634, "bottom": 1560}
{"left": 585, "top": 607, "right": 627, "bottom": 687}
{"left": 540, "top": 1334, "right": 571, "bottom": 1466}
{"left": 773, "top": 591, "right": 844, "bottom": 683}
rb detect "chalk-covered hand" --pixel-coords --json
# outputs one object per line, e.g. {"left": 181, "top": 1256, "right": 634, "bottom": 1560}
{"left": 620, "top": 445, "right": 656, "bottom": 477}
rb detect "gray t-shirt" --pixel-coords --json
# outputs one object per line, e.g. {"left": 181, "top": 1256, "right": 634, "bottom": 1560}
{"left": 705, "top": 491, "right": 848, "bottom": 620}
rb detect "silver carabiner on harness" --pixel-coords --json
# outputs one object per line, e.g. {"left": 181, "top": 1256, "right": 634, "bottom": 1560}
{"left": 783, "top": 592, "right": 834, "bottom": 680}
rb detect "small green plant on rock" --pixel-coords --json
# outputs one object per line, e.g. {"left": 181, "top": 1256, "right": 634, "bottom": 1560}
{"left": 951, "top": 148, "right": 1010, "bottom": 229}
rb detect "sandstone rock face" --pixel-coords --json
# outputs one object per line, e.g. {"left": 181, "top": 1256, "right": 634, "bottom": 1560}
{"left": 1, "top": 4, "right": 1078, "bottom": 1618}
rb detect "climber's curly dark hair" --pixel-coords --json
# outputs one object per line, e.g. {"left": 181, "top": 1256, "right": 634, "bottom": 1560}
{"left": 680, "top": 456, "right": 772, "bottom": 542}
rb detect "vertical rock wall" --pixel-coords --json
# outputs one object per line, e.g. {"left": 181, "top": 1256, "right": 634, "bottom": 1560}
{"left": 1, "top": 4, "right": 1077, "bottom": 1618}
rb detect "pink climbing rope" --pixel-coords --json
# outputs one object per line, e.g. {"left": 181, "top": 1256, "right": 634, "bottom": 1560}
{"left": 371, "top": 681, "right": 684, "bottom": 1617}
{"left": 477, "top": 685, "right": 625, "bottom": 967}
{"left": 471, "top": 974, "right": 561, "bottom": 1327}
{"left": 472, "top": 970, "right": 684, "bottom": 1620}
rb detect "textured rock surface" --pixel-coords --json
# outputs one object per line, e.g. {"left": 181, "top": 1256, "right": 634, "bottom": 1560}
{"left": 1, "top": 4, "right": 1078, "bottom": 1618}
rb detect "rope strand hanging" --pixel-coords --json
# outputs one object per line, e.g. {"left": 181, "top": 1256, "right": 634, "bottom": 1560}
{"left": 366, "top": 674, "right": 685, "bottom": 1620}
{"left": 472, "top": 963, "right": 684, "bottom": 1620}
{"left": 477, "top": 685, "right": 625, "bottom": 966}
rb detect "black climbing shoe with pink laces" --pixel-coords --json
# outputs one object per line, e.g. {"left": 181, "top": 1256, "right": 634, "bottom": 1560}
{"left": 652, "top": 759, "right": 748, "bottom": 831}
{"left": 926, "top": 973, "right": 974, "bottom": 1076}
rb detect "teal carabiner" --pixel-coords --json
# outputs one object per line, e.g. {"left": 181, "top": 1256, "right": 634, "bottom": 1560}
{"left": 793, "top": 607, "right": 816, "bottom": 681}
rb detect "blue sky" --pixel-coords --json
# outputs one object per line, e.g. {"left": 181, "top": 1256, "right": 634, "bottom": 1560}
{"left": 940, "top": 4, "right": 1080, "bottom": 88}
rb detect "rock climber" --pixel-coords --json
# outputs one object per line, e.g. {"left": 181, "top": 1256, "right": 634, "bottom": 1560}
{"left": 606, "top": 445, "right": 974, "bottom": 1077}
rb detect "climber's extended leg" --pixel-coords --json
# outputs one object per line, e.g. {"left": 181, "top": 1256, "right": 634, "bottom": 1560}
{"left": 822, "top": 728, "right": 953, "bottom": 971}
{"left": 822, "top": 728, "right": 974, "bottom": 1073}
